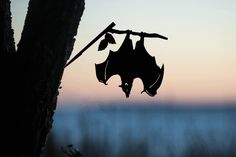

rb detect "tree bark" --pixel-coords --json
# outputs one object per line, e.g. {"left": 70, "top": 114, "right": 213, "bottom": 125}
{"left": 2, "top": 0, "right": 84, "bottom": 157}
{"left": 1, "top": 0, "right": 16, "bottom": 55}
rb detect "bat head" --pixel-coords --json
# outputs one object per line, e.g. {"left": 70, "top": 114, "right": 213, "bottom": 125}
{"left": 119, "top": 82, "right": 133, "bottom": 98}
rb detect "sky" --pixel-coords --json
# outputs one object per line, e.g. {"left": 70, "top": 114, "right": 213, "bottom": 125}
{"left": 11, "top": 0, "right": 236, "bottom": 106}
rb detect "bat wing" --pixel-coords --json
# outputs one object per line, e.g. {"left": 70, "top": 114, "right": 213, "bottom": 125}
{"left": 95, "top": 51, "right": 119, "bottom": 85}
{"left": 134, "top": 39, "right": 164, "bottom": 96}
{"left": 95, "top": 34, "right": 134, "bottom": 97}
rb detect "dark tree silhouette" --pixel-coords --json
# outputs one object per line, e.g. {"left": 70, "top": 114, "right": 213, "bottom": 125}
{"left": 1, "top": 0, "right": 84, "bottom": 157}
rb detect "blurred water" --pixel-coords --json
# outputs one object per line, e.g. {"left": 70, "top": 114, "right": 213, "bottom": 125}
{"left": 50, "top": 105, "right": 236, "bottom": 157}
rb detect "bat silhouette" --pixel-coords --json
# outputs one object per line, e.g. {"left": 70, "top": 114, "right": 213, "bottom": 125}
{"left": 95, "top": 33, "right": 164, "bottom": 97}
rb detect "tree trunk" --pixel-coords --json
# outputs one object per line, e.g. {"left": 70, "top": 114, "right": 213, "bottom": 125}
{"left": 1, "top": 0, "right": 84, "bottom": 157}
{"left": 1, "top": 0, "right": 16, "bottom": 54}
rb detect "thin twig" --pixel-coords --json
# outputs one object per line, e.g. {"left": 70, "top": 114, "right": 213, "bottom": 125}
{"left": 65, "top": 22, "right": 116, "bottom": 67}
{"left": 109, "top": 28, "right": 168, "bottom": 40}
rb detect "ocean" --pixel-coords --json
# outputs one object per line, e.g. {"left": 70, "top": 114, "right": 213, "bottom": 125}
{"left": 46, "top": 104, "right": 236, "bottom": 157}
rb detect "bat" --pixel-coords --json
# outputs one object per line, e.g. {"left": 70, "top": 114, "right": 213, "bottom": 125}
{"left": 134, "top": 37, "right": 164, "bottom": 97}
{"left": 95, "top": 34, "right": 164, "bottom": 97}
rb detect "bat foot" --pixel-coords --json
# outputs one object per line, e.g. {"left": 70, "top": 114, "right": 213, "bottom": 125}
{"left": 141, "top": 89, "right": 156, "bottom": 97}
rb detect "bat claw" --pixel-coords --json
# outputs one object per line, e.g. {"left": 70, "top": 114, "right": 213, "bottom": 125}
{"left": 99, "top": 80, "right": 108, "bottom": 85}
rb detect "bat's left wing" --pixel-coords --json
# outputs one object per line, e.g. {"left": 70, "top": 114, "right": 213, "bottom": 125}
{"left": 134, "top": 38, "right": 164, "bottom": 96}
{"left": 95, "top": 51, "right": 118, "bottom": 85}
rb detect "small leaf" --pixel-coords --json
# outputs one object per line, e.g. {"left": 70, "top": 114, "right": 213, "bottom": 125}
{"left": 98, "top": 39, "right": 108, "bottom": 51}
{"left": 105, "top": 33, "right": 116, "bottom": 44}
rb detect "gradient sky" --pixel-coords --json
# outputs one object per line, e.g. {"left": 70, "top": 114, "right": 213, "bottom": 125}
{"left": 11, "top": 0, "right": 236, "bottom": 106}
